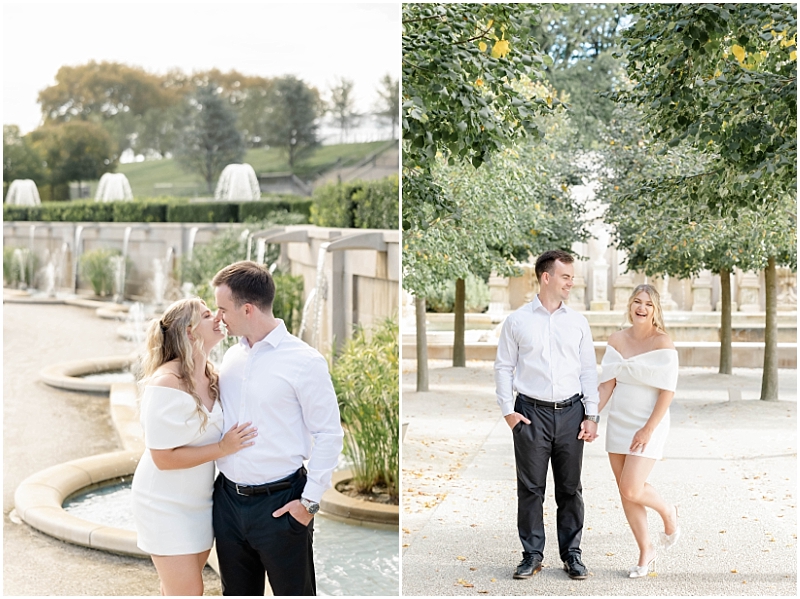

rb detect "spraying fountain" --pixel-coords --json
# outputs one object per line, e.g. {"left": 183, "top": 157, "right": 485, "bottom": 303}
{"left": 214, "top": 164, "right": 260, "bottom": 201}
{"left": 5, "top": 179, "right": 41, "bottom": 205}
{"left": 95, "top": 173, "right": 133, "bottom": 202}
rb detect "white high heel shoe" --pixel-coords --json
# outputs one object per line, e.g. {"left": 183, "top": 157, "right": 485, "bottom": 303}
{"left": 660, "top": 504, "right": 681, "bottom": 550}
{"left": 628, "top": 552, "right": 657, "bottom": 578}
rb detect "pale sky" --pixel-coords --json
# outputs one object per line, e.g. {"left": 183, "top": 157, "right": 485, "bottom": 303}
{"left": 2, "top": 1, "right": 400, "bottom": 134}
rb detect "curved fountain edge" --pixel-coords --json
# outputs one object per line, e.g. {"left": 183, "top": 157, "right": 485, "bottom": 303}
{"left": 320, "top": 469, "right": 399, "bottom": 530}
{"left": 13, "top": 450, "right": 146, "bottom": 557}
{"left": 40, "top": 355, "right": 137, "bottom": 393}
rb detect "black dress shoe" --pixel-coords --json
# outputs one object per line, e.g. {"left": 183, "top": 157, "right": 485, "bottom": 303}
{"left": 563, "top": 554, "right": 589, "bottom": 579}
{"left": 513, "top": 553, "right": 543, "bottom": 579}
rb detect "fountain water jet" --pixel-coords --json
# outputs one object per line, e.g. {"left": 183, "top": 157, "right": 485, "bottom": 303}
{"left": 95, "top": 173, "right": 133, "bottom": 202}
{"left": 214, "top": 164, "right": 260, "bottom": 201}
{"left": 5, "top": 179, "right": 41, "bottom": 205}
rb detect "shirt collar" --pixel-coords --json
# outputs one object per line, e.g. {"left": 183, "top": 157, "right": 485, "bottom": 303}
{"left": 238, "top": 319, "right": 288, "bottom": 350}
{"left": 531, "top": 294, "right": 567, "bottom": 314}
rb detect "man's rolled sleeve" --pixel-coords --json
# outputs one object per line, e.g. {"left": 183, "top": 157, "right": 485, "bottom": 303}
{"left": 296, "top": 354, "right": 344, "bottom": 503}
{"left": 494, "top": 318, "right": 517, "bottom": 416}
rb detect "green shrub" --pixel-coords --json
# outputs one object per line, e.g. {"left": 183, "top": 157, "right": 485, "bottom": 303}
{"left": 3, "top": 205, "right": 32, "bottom": 222}
{"left": 112, "top": 200, "right": 168, "bottom": 223}
{"left": 180, "top": 227, "right": 246, "bottom": 305}
{"left": 167, "top": 202, "right": 239, "bottom": 223}
{"left": 239, "top": 197, "right": 313, "bottom": 222}
{"left": 79, "top": 247, "right": 119, "bottom": 296}
{"left": 426, "top": 274, "right": 490, "bottom": 313}
{"left": 40, "top": 200, "right": 115, "bottom": 222}
{"left": 272, "top": 270, "right": 304, "bottom": 335}
{"left": 310, "top": 176, "right": 398, "bottom": 229}
{"left": 331, "top": 318, "right": 399, "bottom": 499}
{"left": 3, "top": 246, "right": 38, "bottom": 288}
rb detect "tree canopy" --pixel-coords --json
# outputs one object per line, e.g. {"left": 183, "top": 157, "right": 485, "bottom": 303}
{"left": 262, "top": 76, "right": 322, "bottom": 168}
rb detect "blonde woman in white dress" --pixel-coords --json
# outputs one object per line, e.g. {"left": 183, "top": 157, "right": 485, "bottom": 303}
{"left": 131, "top": 298, "right": 257, "bottom": 595}
{"left": 597, "top": 284, "right": 681, "bottom": 578}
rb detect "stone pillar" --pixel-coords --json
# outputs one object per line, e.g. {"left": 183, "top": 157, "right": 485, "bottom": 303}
{"left": 737, "top": 271, "right": 761, "bottom": 312}
{"left": 569, "top": 274, "right": 587, "bottom": 311}
{"left": 777, "top": 267, "right": 797, "bottom": 311}
{"left": 590, "top": 258, "right": 610, "bottom": 311}
{"left": 487, "top": 272, "right": 510, "bottom": 319}
{"left": 691, "top": 270, "right": 714, "bottom": 312}
{"left": 613, "top": 272, "right": 635, "bottom": 311}
{"left": 656, "top": 274, "right": 678, "bottom": 311}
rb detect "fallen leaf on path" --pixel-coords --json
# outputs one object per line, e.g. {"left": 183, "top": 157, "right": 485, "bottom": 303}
{"left": 456, "top": 556, "right": 466, "bottom": 561}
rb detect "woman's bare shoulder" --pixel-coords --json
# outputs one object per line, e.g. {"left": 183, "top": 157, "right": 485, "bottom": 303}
{"left": 607, "top": 329, "right": 627, "bottom": 350}
{"left": 653, "top": 332, "right": 675, "bottom": 350}
{"left": 148, "top": 362, "right": 183, "bottom": 390}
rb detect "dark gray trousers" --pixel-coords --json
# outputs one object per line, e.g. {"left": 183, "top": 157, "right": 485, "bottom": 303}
{"left": 512, "top": 395, "right": 585, "bottom": 561}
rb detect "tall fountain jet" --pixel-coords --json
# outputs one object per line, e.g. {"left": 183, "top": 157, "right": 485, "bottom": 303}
{"left": 95, "top": 173, "right": 133, "bottom": 202}
{"left": 214, "top": 164, "right": 260, "bottom": 201}
{"left": 5, "top": 180, "right": 41, "bottom": 205}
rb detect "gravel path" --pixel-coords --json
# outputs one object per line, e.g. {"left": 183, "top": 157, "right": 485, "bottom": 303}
{"left": 401, "top": 359, "right": 797, "bottom": 596}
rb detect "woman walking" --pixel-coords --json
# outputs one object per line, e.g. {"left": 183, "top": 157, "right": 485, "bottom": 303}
{"left": 598, "top": 284, "right": 681, "bottom": 578}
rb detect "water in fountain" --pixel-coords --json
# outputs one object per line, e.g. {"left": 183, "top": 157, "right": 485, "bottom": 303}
{"left": 12, "top": 248, "right": 30, "bottom": 289}
{"left": 5, "top": 179, "right": 41, "bottom": 206}
{"left": 298, "top": 243, "right": 330, "bottom": 348}
{"left": 126, "top": 302, "right": 147, "bottom": 345}
{"left": 151, "top": 259, "right": 166, "bottom": 308}
{"left": 111, "top": 256, "right": 126, "bottom": 302}
{"left": 42, "top": 258, "right": 56, "bottom": 297}
{"left": 214, "top": 164, "right": 260, "bottom": 201}
{"left": 95, "top": 173, "right": 133, "bottom": 202}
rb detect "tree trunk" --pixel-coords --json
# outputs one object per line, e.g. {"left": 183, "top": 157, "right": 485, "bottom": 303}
{"left": 760, "top": 256, "right": 779, "bottom": 400}
{"left": 718, "top": 268, "right": 732, "bottom": 374}
{"left": 453, "top": 278, "right": 466, "bottom": 367}
{"left": 415, "top": 296, "right": 429, "bottom": 392}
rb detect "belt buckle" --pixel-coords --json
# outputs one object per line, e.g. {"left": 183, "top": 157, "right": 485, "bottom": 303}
{"left": 554, "top": 401, "right": 563, "bottom": 410}
{"left": 235, "top": 483, "right": 248, "bottom": 496}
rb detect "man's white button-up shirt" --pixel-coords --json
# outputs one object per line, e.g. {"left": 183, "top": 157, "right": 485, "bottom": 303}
{"left": 494, "top": 295, "right": 599, "bottom": 417}
{"left": 216, "top": 320, "right": 343, "bottom": 503}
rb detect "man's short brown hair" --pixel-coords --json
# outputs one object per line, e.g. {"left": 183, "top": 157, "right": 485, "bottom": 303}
{"left": 534, "top": 249, "right": 575, "bottom": 282}
{"left": 211, "top": 261, "right": 275, "bottom": 312}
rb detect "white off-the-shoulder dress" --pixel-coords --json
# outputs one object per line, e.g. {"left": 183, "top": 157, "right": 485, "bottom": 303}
{"left": 131, "top": 386, "right": 223, "bottom": 555}
{"left": 599, "top": 346, "right": 679, "bottom": 460}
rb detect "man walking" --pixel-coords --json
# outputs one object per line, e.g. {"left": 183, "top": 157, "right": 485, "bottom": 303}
{"left": 494, "top": 249, "right": 599, "bottom": 580}
{"left": 211, "top": 261, "right": 343, "bottom": 596}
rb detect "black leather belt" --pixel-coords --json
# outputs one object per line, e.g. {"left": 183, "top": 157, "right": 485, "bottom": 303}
{"left": 518, "top": 392, "right": 583, "bottom": 409}
{"left": 223, "top": 467, "right": 305, "bottom": 497}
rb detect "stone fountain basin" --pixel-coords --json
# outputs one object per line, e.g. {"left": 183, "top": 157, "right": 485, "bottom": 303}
{"left": 40, "top": 355, "right": 137, "bottom": 393}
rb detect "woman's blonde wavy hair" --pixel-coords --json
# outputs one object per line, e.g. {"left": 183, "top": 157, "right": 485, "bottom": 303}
{"left": 625, "top": 284, "right": 667, "bottom": 334}
{"left": 139, "top": 298, "right": 220, "bottom": 429}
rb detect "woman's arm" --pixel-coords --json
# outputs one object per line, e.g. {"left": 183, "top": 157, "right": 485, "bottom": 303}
{"left": 597, "top": 379, "right": 616, "bottom": 413}
{"left": 150, "top": 422, "right": 257, "bottom": 470}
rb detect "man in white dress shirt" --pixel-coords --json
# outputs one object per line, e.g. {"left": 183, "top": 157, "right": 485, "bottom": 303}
{"left": 495, "top": 249, "right": 599, "bottom": 581}
{"left": 211, "top": 261, "right": 343, "bottom": 596}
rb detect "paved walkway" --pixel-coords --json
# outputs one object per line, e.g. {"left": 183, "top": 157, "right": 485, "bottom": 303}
{"left": 401, "top": 360, "right": 797, "bottom": 596}
{"left": 3, "top": 302, "right": 222, "bottom": 595}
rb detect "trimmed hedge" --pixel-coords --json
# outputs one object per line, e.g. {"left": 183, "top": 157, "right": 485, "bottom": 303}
{"left": 310, "top": 175, "right": 398, "bottom": 229}
{"left": 3, "top": 196, "right": 312, "bottom": 224}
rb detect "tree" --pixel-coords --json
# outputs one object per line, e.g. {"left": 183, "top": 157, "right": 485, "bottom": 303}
{"left": 3, "top": 125, "right": 45, "bottom": 184}
{"left": 327, "top": 77, "right": 359, "bottom": 144}
{"left": 263, "top": 76, "right": 321, "bottom": 168}
{"left": 173, "top": 85, "right": 245, "bottom": 194}
{"left": 618, "top": 3, "right": 797, "bottom": 213}
{"left": 28, "top": 121, "right": 117, "bottom": 198}
{"left": 597, "top": 106, "right": 796, "bottom": 396}
{"left": 530, "top": 3, "right": 628, "bottom": 145}
{"left": 374, "top": 74, "right": 399, "bottom": 139}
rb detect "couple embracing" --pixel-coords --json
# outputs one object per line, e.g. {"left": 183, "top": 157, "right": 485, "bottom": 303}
{"left": 495, "top": 249, "right": 681, "bottom": 581}
{"left": 130, "top": 261, "right": 344, "bottom": 596}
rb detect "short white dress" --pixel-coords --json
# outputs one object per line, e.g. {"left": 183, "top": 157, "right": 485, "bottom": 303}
{"left": 131, "top": 386, "right": 223, "bottom": 555}
{"left": 600, "top": 346, "right": 679, "bottom": 460}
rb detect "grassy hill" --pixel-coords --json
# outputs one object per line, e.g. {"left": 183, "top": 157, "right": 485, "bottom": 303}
{"left": 105, "top": 141, "right": 390, "bottom": 198}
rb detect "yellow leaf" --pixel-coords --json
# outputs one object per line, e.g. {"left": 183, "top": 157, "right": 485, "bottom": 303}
{"left": 479, "top": 41, "right": 487, "bottom": 52}
{"left": 490, "top": 578, "right": 497, "bottom": 582}
{"left": 731, "top": 569, "right": 738, "bottom": 573}
{"left": 731, "top": 44, "right": 746, "bottom": 63}
{"left": 475, "top": 78, "right": 484, "bottom": 87}
{"left": 791, "top": 50, "right": 797, "bottom": 61}
{"left": 491, "top": 39, "right": 510, "bottom": 59}
{"left": 456, "top": 556, "right": 467, "bottom": 561}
